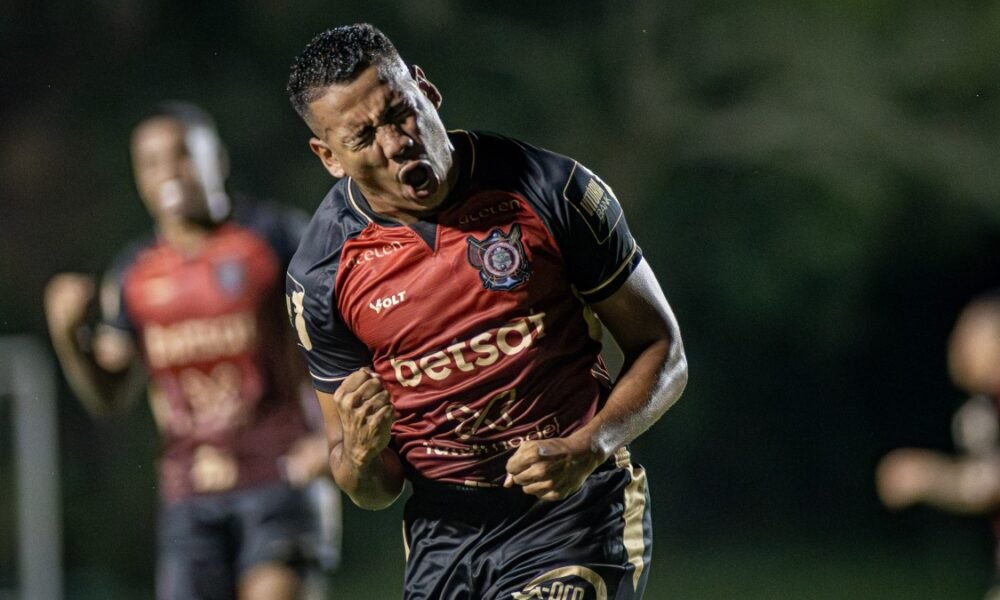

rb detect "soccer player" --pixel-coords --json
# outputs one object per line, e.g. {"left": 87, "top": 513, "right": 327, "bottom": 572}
{"left": 285, "top": 24, "right": 688, "bottom": 599}
{"left": 44, "top": 103, "right": 337, "bottom": 600}
{"left": 877, "top": 292, "right": 1000, "bottom": 599}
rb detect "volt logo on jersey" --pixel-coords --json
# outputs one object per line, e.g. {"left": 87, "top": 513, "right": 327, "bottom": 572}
{"left": 466, "top": 223, "right": 530, "bottom": 292}
{"left": 369, "top": 291, "right": 407, "bottom": 314}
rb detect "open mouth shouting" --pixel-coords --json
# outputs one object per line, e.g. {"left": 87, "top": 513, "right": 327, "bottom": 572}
{"left": 397, "top": 160, "right": 440, "bottom": 200}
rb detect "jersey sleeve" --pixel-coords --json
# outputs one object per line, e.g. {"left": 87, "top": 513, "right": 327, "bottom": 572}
{"left": 284, "top": 186, "right": 374, "bottom": 393}
{"left": 286, "top": 265, "right": 372, "bottom": 394}
{"left": 99, "top": 267, "right": 134, "bottom": 334}
{"left": 521, "top": 144, "right": 642, "bottom": 303}
{"left": 98, "top": 240, "right": 148, "bottom": 335}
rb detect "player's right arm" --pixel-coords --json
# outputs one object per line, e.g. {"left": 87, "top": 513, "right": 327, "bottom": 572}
{"left": 876, "top": 448, "right": 1000, "bottom": 515}
{"left": 286, "top": 193, "right": 403, "bottom": 508}
{"left": 875, "top": 292, "right": 1000, "bottom": 514}
{"left": 314, "top": 370, "right": 403, "bottom": 510}
{"left": 44, "top": 273, "right": 146, "bottom": 417}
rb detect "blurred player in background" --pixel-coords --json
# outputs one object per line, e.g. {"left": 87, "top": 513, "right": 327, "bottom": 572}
{"left": 44, "top": 103, "right": 339, "bottom": 600}
{"left": 877, "top": 291, "right": 1000, "bottom": 599}
{"left": 285, "top": 24, "right": 688, "bottom": 599}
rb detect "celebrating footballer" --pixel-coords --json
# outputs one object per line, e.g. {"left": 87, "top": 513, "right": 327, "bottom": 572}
{"left": 285, "top": 23, "right": 688, "bottom": 599}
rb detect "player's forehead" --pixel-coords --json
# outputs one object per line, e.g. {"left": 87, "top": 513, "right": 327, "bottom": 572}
{"left": 308, "top": 64, "right": 410, "bottom": 135}
{"left": 131, "top": 116, "right": 187, "bottom": 154}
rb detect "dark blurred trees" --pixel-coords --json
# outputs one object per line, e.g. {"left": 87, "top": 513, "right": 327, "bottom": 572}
{"left": 3, "top": 0, "right": 1000, "bottom": 596}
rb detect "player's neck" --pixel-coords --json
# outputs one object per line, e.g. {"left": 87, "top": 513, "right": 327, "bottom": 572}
{"left": 157, "top": 218, "right": 214, "bottom": 254}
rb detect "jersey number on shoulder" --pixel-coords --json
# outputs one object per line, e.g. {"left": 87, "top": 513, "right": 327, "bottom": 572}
{"left": 286, "top": 277, "right": 314, "bottom": 351}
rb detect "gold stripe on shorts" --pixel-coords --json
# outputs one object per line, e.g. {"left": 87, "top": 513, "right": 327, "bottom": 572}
{"left": 620, "top": 455, "right": 647, "bottom": 591}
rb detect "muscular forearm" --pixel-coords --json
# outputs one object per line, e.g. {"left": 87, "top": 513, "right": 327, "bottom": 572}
{"left": 576, "top": 259, "right": 689, "bottom": 461}
{"left": 315, "top": 381, "right": 402, "bottom": 509}
{"left": 49, "top": 328, "right": 142, "bottom": 417}
{"left": 330, "top": 444, "right": 404, "bottom": 510}
{"left": 577, "top": 336, "right": 688, "bottom": 460}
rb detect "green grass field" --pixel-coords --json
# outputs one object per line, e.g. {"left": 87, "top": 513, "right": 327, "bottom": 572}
{"left": 60, "top": 499, "right": 993, "bottom": 599}
{"left": 62, "top": 537, "right": 989, "bottom": 599}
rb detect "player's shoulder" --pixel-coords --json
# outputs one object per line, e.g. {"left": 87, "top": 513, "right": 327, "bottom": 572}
{"left": 466, "top": 130, "right": 576, "bottom": 175}
{"left": 287, "top": 181, "right": 367, "bottom": 290}
{"left": 466, "top": 130, "right": 605, "bottom": 212}
{"left": 109, "top": 233, "right": 157, "bottom": 278}
{"left": 468, "top": 130, "right": 587, "bottom": 187}
{"left": 101, "top": 235, "right": 155, "bottom": 332}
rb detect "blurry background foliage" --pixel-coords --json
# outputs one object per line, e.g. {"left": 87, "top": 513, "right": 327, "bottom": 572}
{"left": 4, "top": 0, "right": 1000, "bottom": 598}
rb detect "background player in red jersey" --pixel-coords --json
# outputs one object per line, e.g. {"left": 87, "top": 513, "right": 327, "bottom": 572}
{"left": 285, "top": 24, "right": 688, "bottom": 599}
{"left": 877, "top": 292, "right": 1000, "bottom": 599}
{"left": 44, "top": 103, "right": 337, "bottom": 600}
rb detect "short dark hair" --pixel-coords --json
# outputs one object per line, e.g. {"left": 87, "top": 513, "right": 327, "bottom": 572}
{"left": 287, "top": 23, "right": 402, "bottom": 120}
{"left": 136, "top": 101, "right": 219, "bottom": 136}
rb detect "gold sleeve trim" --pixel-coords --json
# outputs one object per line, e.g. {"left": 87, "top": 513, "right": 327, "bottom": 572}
{"left": 577, "top": 241, "right": 639, "bottom": 298}
{"left": 309, "top": 371, "right": 348, "bottom": 383}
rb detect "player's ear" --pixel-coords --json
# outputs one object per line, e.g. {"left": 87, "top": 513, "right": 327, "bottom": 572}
{"left": 309, "top": 137, "right": 345, "bottom": 179}
{"left": 410, "top": 64, "right": 442, "bottom": 110}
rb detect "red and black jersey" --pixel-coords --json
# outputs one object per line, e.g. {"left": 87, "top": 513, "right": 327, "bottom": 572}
{"left": 287, "top": 131, "right": 642, "bottom": 487}
{"left": 104, "top": 201, "right": 311, "bottom": 504}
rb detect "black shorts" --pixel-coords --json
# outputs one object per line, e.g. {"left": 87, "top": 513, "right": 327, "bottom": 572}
{"left": 401, "top": 452, "right": 653, "bottom": 600}
{"left": 156, "top": 482, "right": 320, "bottom": 600}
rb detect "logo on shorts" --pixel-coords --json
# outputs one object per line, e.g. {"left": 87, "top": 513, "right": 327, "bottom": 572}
{"left": 466, "top": 223, "right": 530, "bottom": 292}
{"left": 511, "top": 565, "right": 608, "bottom": 599}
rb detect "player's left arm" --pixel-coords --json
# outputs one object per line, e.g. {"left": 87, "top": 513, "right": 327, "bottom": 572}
{"left": 505, "top": 259, "right": 687, "bottom": 500}
{"left": 585, "top": 259, "right": 687, "bottom": 458}
{"left": 503, "top": 146, "right": 687, "bottom": 500}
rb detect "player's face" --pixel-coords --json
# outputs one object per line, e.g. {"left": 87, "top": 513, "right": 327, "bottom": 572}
{"left": 306, "top": 63, "right": 454, "bottom": 215}
{"left": 131, "top": 117, "right": 211, "bottom": 224}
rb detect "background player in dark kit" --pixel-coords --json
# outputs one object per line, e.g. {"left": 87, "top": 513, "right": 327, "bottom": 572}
{"left": 286, "top": 24, "right": 688, "bottom": 599}
{"left": 44, "top": 103, "right": 338, "bottom": 600}
{"left": 877, "top": 292, "right": 1000, "bottom": 600}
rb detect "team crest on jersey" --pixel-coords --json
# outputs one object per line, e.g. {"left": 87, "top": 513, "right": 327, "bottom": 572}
{"left": 466, "top": 224, "right": 530, "bottom": 291}
{"left": 213, "top": 260, "right": 246, "bottom": 295}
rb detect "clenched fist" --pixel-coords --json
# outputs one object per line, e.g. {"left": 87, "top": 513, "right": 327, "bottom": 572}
{"left": 504, "top": 434, "right": 605, "bottom": 501}
{"left": 44, "top": 273, "right": 95, "bottom": 338}
{"left": 875, "top": 448, "right": 939, "bottom": 509}
{"left": 333, "top": 368, "right": 394, "bottom": 468}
